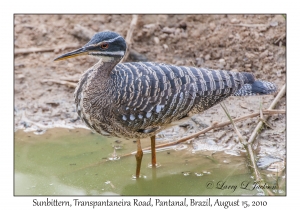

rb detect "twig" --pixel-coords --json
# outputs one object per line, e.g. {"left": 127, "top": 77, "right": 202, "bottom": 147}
{"left": 15, "top": 44, "right": 82, "bottom": 55}
{"left": 41, "top": 79, "right": 77, "bottom": 88}
{"left": 274, "top": 34, "right": 286, "bottom": 44}
{"left": 258, "top": 98, "right": 274, "bottom": 129}
{"left": 262, "top": 109, "right": 285, "bottom": 114}
{"left": 121, "top": 14, "right": 138, "bottom": 62}
{"left": 140, "top": 123, "right": 218, "bottom": 152}
{"left": 220, "top": 103, "right": 248, "bottom": 145}
{"left": 245, "top": 144, "right": 262, "bottom": 181}
{"left": 259, "top": 98, "right": 263, "bottom": 119}
{"left": 136, "top": 109, "right": 285, "bottom": 152}
{"left": 60, "top": 76, "right": 80, "bottom": 83}
{"left": 248, "top": 85, "right": 286, "bottom": 144}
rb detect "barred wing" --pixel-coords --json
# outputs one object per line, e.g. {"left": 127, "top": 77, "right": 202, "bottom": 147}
{"left": 110, "top": 62, "right": 253, "bottom": 131}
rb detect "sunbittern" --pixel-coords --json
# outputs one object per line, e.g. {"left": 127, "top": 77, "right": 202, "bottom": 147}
{"left": 54, "top": 31, "right": 276, "bottom": 178}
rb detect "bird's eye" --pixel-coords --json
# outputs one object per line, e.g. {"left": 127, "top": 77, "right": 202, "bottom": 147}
{"left": 100, "top": 42, "right": 109, "bottom": 49}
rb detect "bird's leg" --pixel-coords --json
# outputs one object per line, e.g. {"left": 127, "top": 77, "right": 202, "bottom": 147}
{"left": 135, "top": 139, "right": 143, "bottom": 178}
{"left": 151, "top": 135, "right": 156, "bottom": 167}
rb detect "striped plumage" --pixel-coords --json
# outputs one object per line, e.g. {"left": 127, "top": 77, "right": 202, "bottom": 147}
{"left": 56, "top": 31, "right": 277, "bottom": 139}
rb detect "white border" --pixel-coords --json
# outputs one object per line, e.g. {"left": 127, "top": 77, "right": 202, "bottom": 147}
{"left": 5, "top": 0, "right": 295, "bottom": 209}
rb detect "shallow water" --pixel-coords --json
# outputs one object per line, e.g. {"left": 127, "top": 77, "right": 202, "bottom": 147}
{"left": 14, "top": 128, "right": 285, "bottom": 196}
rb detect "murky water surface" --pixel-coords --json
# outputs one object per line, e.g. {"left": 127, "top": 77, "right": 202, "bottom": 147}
{"left": 14, "top": 128, "right": 285, "bottom": 196}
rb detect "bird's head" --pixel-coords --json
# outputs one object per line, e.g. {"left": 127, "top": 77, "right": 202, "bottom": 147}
{"left": 54, "top": 31, "right": 127, "bottom": 61}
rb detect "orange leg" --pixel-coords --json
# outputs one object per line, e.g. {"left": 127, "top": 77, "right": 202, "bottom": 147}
{"left": 135, "top": 139, "right": 143, "bottom": 178}
{"left": 151, "top": 135, "right": 156, "bottom": 167}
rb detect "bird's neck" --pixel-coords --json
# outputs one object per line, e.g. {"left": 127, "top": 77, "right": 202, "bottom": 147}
{"left": 84, "top": 56, "right": 122, "bottom": 99}
{"left": 91, "top": 56, "right": 122, "bottom": 79}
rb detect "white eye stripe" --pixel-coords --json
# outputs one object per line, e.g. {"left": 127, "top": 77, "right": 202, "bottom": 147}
{"left": 104, "top": 36, "right": 123, "bottom": 43}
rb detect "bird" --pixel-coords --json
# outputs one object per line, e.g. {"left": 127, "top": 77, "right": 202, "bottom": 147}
{"left": 54, "top": 31, "right": 277, "bottom": 178}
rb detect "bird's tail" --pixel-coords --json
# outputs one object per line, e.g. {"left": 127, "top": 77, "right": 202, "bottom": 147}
{"left": 233, "top": 73, "right": 277, "bottom": 96}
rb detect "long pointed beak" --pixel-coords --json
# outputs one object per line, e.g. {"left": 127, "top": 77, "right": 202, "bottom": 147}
{"left": 54, "top": 47, "right": 88, "bottom": 61}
